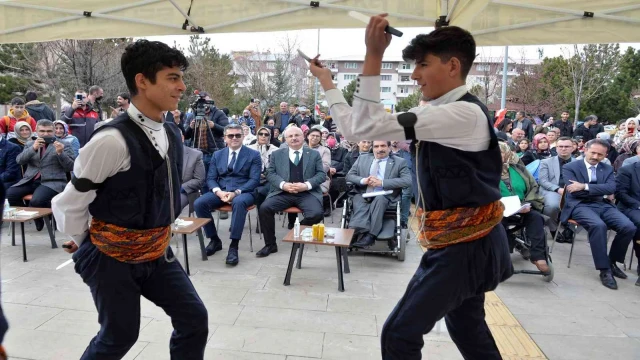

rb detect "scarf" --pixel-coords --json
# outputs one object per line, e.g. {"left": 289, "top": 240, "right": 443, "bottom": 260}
{"left": 499, "top": 142, "right": 520, "bottom": 179}
{"left": 53, "top": 120, "right": 69, "bottom": 139}
{"left": 11, "top": 121, "right": 32, "bottom": 145}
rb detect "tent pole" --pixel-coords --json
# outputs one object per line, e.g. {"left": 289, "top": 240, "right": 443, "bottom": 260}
{"left": 314, "top": 29, "right": 319, "bottom": 116}
{"left": 501, "top": 46, "right": 508, "bottom": 110}
{"left": 446, "top": 0, "right": 460, "bottom": 22}
{"left": 492, "top": 0, "right": 640, "bottom": 25}
{"left": 167, "top": 0, "right": 201, "bottom": 29}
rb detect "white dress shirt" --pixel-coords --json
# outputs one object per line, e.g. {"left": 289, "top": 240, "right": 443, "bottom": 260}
{"left": 212, "top": 146, "right": 243, "bottom": 195}
{"left": 324, "top": 75, "right": 490, "bottom": 152}
{"left": 51, "top": 103, "right": 169, "bottom": 245}
{"left": 279, "top": 147, "right": 312, "bottom": 191}
{"left": 359, "top": 156, "right": 388, "bottom": 189}
{"left": 583, "top": 159, "right": 598, "bottom": 191}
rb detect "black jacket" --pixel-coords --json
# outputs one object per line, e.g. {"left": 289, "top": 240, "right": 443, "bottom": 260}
{"left": 184, "top": 106, "right": 228, "bottom": 153}
{"left": 329, "top": 147, "right": 348, "bottom": 175}
{"left": 25, "top": 101, "right": 55, "bottom": 121}
{"left": 553, "top": 119, "right": 574, "bottom": 137}
{"left": 574, "top": 124, "right": 594, "bottom": 142}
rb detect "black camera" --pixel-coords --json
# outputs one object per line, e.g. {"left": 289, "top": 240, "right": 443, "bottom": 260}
{"left": 190, "top": 92, "right": 215, "bottom": 121}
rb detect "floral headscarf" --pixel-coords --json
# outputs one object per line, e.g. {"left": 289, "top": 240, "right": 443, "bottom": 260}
{"left": 625, "top": 118, "right": 638, "bottom": 136}
{"left": 499, "top": 141, "right": 520, "bottom": 179}
{"left": 621, "top": 138, "right": 638, "bottom": 155}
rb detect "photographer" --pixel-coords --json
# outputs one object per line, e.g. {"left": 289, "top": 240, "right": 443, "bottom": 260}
{"left": 7, "top": 119, "right": 75, "bottom": 231}
{"left": 62, "top": 90, "right": 100, "bottom": 148}
{"left": 245, "top": 98, "right": 262, "bottom": 129}
{"left": 184, "top": 93, "right": 229, "bottom": 192}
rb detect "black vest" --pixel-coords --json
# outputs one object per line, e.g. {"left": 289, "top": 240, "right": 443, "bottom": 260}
{"left": 289, "top": 156, "right": 304, "bottom": 183}
{"left": 413, "top": 93, "right": 502, "bottom": 211}
{"left": 88, "top": 113, "right": 183, "bottom": 230}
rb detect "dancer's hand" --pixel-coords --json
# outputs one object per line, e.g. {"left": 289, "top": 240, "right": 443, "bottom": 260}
{"left": 365, "top": 14, "right": 392, "bottom": 57}
{"left": 62, "top": 240, "right": 78, "bottom": 254}
{"left": 309, "top": 55, "right": 331, "bottom": 81}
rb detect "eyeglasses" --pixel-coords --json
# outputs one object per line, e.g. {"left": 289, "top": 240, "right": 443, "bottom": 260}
{"left": 226, "top": 134, "right": 243, "bottom": 139}
{"left": 258, "top": 132, "right": 270, "bottom": 137}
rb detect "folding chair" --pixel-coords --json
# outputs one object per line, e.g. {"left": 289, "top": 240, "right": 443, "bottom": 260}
{"left": 214, "top": 204, "right": 260, "bottom": 252}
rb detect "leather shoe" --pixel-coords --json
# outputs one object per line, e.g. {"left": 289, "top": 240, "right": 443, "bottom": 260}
{"left": 600, "top": 270, "right": 618, "bottom": 290}
{"left": 256, "top": 244, "right": 278, "bottom": 257}
{"left": 219, "top": 211, "right": 229, "bottom": 220}
{"left": 287, "top": 222, "right": 295, "bottom": 230}
{"left": 610, "top": 262, "right": 628, "bottom": 279}
{"left": 226, "top": 248, "right": 239, "bottom": 265}
{"left": 352, "top": 233, "right": 376, "bottom": 248}
{"left": 35, "top": 218, "right": 44, "bottom": 232}
{"left": 205, "top": 240, "right": 223, "bottom": 257}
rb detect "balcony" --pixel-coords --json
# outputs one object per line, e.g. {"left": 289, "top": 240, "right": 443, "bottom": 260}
{"left": 397, "top": 67, "right": 413, "bottom": 74}
{"left": 397, "top": 79, "right": 416, "bottom": 85}
{"left": 396, "top": 92, "right": 411, "bottom": 98}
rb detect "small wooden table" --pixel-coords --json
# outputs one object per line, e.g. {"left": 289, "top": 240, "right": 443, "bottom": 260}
{"left": 282, "top": 226, "right": 354, "bottom": 292}
{"left": 3, "top": 207, "right": 56, "bottom": 262}
{"left": 172, "top": 217, "right": 211, "bottom": 275}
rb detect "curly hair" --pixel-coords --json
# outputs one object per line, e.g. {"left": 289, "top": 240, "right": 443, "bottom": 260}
{"left": 402, "top": 26, "right": 475, "bottom": 78}
{"left": 121, "top": 39, "right": 189, "bottom": 95}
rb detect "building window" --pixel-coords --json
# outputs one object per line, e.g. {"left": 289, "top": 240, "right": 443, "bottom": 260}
{"left": 381, "top": 75, "right": 392, "bottom": 81}
{"left": 400, "top": 75, "right": 410, "bottom": 82}
{"left": 328, "top": 62, "right": 337, "bottom": 69}
{"left": 344, "top": 74, "right": 357, "bottom": 80}
{"left": 476, "top": 64, "right": 490, "bottom": 72}
{"left": 382, "top": 63, "right": 393, "bottom": 69}
{"left": 401, "top": 63, "right": 411, "bottom": 70}
{"left": 398, "top": 86, "right": 408, "bottom": 94}
{"left": 381, "top": 87, "right": 391, "bottom": 93}
{"left": 344, "top": 62, "right": 358, "bottom": 69}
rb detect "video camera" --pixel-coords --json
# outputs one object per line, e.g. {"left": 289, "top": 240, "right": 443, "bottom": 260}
{"left": 190, "top": 90, "right": 215, "bottom": 121}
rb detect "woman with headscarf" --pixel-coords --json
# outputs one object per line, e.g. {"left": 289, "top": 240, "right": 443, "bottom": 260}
{"left": 53, "top": 120, "right": 80, "bottom": 157}
{"left": 266, "top": 125, "right": 280, "bottom": 147}
{"left": 8, "top": 121, "right": 33, "bottom": 150}
{"left": 521, "top": 133, "right": 552, "bottom": 166}
{"left": 241, "top": 124, "right": 256, "bottom": 145}
{"left": 498, "top": 142, "right": 550, "bottom": 274}
{"left": 614, "top": 118, "right": 639, "bottom": 148}
{"left": 247, "top": 126, "right": 278, "bottom": 232}
{"left": 613, "top": 138, "right": 639, "bottom": 173}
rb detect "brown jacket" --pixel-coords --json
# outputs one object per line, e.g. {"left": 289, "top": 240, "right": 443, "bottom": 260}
{"left": 245, "top": 104, "right": 262, "bottom": 129}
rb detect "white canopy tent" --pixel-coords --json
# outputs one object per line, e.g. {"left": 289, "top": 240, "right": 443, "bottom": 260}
{"left": 1, "top": 0, "right": 639, "bottom": 45}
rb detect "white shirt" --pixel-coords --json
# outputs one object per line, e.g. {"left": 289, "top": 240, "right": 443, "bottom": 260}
{"left": 279, "top": 147, "right": 312, "bottom": 191}
{"left": 324, "top": 75, "right": 490, "bottom": 152}
{"left": 360, "top": 156, "right": 387, "bottom": 189}
{"left": 51, "top": 103, "right": 169, "bottom": 245}
{"left": 583, "top": 159, "right": 598, "bottom": 191}
{"left": 212, "top": 147, "right": 243, "bottom": 195}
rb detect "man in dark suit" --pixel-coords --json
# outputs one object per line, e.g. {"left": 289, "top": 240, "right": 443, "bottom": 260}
{"left": 614, "top": 162, "right": 640, "bottom": 286}
{"left": 7, "top": 119, "right": 75, "bottom": 230}
{"left": 256, "top": 126, "right": 326, "bottom": 257}
{"left": 561, "top": 139, "right": 636, "bottom": 289}
{"left": 180, "top": 140, "right": 205, "bottom": 210}
{"left": 194, "top": 124, "right": 262, "bottom": 265}
{"left": 346, "top": 141, "right": 412, "bottom": 248}
{"left": 0, "top": 135, "right": 21, "bottom": 190}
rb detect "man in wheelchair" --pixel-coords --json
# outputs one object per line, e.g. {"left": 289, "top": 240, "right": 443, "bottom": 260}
{"left": 345, "top": 141, "right": 412, "bottom": 248}
{"left": 499, "top": 142, "right": 550, "bottom": 273}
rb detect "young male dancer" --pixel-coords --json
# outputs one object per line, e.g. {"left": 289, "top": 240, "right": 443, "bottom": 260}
{"left": 52, "top": 40, "right": 208, "bottom": 359}
{"left": 310, "top": 15, "right": 513, "bottom": 359}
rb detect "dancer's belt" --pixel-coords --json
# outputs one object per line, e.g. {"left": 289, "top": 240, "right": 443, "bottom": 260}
{"left": 89, "top": 218, "right": 171, "bottom": 263}
{"left": 419, "top": 200, "right": 504, "bottom": 250}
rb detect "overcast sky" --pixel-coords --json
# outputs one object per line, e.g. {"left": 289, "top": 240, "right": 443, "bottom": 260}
{"left": 146, "top": 27, "right": 640, "bottom": 62}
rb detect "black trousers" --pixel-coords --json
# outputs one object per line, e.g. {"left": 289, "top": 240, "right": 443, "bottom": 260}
{"left": 621, "top": 208, "right": 640, "bottom": 267}
{"left": 381, "top": 225, "right": 513, "bottom": 360}
{"left": 73, "top": 240, "right": 209, "bottom": 359}
{"left": 503, "top": 210, "right": 547, "bottom": 262}
{"left": 6, "top": 180, "right": 58, "bottom": 208}
{"left": 259, "top": 192, "right": 323, "bottom": 245}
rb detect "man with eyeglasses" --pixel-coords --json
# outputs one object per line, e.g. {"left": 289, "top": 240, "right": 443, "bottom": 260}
{"left": 257, "top": 126, "right": 326, "bottom": 257}
{"left": 194, "top": 124, "right": 261, "bottom": 265}
{"left": 539, "top": 137, "right": 577, "bottom": 242}
{"left": 0, "top": 97, "right": 37, "bottom": 139}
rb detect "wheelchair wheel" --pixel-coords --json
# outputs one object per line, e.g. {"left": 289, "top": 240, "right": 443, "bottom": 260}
{"left": 542, "top": 261, "right": 554, "bottom": 282}
{"left": 397, "top": 235, "right": 405, "bottom": 261}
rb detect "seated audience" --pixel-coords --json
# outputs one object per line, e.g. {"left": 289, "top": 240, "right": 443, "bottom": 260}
{"left": 257, "top": 127, "right": 326, "bottom": 257}
{"left": 8, "top": 121, "right": 33, "bottom": 150}
{"left": 521, "top": 133, "right": 552, "bottom": 166}
{"left": 614, "top": 118, "right": 639, "bottom": 148}
{"left": 248, "top": 126, "right": 278, "bottom": 217}
{"left": 305, "top": 128, "right": 332, "bottom": 217}
{"left": 614, "top": 161, "right": 640, "bottom": 286}
{"left": 515, "top": 138, "right": 530, "bottom": 158}
{"left": 327, "top": 134, "right": 348, "bottom": 207}
{"left": 390, "top": 141, "right": 413, "bottom": 228}
{"left": 53, "top": 120, "right": 80, "bottom": 157}
{"left": 194, "top": 124, "right": 261, "bottom": 265}
{"left": 344, "top": 140, "right": 372, "bottom": 174}
{"left": 498, "top": 142, "right": 550, "bottom": 273}
{"left": 7, "top": 120, "right": 76, "bottom": 230}
{"left": 561, "top": 139, "right": 635, "bottom": 290}
{"left": 597, "top": 132, "right": 619, "bottom": 164}
{"left": 538, "top": 137, "right": 576, "bottom": 243}
{"left": 242, "top": 124, "right": 256, "bottom": 145}
{"left": 509, "top": 128, "right": 526, "bottom": 150}
{"left": 0, "top": 97, "right": 37, "bottom": 138}
{"left": 613, "top": 139, "right": 638, "bottom": 172}
{"left": 180, "top": 137, "right": 206, "bottom": 210}
{"left": 496, "top": 118, "right": 513, "bottom": 141}
{"left": 546, "top": 127, "right": 559, "bottom": 152}
{"left": 346, "top": 141, "right": 412, "bottom": 248}
{"left": 0, "top": 135, "right": 21, "bottom": 190}
{"left": 570, "top": 138, "right": 581, "bottom": 158}
{"left": 621, "top": 140, "right": 640, "bottom": 168}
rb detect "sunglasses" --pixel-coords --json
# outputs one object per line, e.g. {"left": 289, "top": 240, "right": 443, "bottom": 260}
{"left": 226, "top": 134, "right": 242, "bottom": 139}
{"left": 258, "top": 132, "right": 270, "bottom": 136}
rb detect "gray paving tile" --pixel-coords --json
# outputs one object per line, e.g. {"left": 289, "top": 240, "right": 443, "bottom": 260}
{"left": 327, "top": 294, "right": 396, "bottom": 317}
{"left": 28, "top": 287, "right": 97, "bottom": 312}
{"left": 189, "top": 270, "right": 269, "bottom": 289}
{"left": 605, "top": 316, "right": 640, "bottom": 338}
{"left": 208, "top": 324, "right": 323, "bottom": 358}
{"left": 421, "top": 341, "right": 464, "bottom": 360}
{"left": 234, "top": 306, "right": 377, "bottom": 336}
{"left": 321, "top": 333, "right": 380, "bottom": 360}
{"left": 137, "top": 319, "right": 218, "bottom": 344}
{"left": 240, "top": 289, "right": 328, "bottom": 311}
{"left": 608, "top": 300, "right": 640, "bottom": 318}
{"left": 264, "top": 276, "right": 374, "bottom": 297}
{"left": 1, "top": 285, "right": 53, "bottom": 305}
{"left": 517, "top": 314, "right": 627, "bottom": 337}
{"left": 191, "top": 284, "right": 250, "bottom": 305}
{"left": 531, "top": 334, "right": 640, "bottom": 360}
{"left": 2, "top": 327, "right": 92, "bottom": 360}
{"left": 3, "top": 303, "right": 63, "bottom": 330}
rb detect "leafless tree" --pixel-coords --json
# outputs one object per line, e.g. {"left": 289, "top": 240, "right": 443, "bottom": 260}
{"left": 469, "top": 49, "right": 502, "bottom": 105}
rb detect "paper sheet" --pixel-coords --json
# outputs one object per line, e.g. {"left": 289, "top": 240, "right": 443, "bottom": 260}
{"left": 362, "top": 190, "right": 393, "bottom": 198}
{"left": 500, "top": 196, "right": 530, "bottom": 217}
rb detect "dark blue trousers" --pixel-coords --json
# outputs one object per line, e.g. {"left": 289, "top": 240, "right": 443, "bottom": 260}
{"left": 73, "top": 240, "right": 208, "bottom": 359}
{"left": 194, "top": 191, "right": 255, "bottom": 241}
{"left": 570, "top": 202, "right": 635, "bottom": 269}
{"left": 620, "top": 208, "right": 640, "bottom": 267}
{"left": 381, "top": 225, "right": 513, "bottom": 360}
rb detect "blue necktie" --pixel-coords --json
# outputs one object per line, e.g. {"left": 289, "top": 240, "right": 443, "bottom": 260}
{"left": 228, "top": 151, "right": 236, "bottom": 173}
{"left": 590, "top": 165, "right": 597, "bottom": 184}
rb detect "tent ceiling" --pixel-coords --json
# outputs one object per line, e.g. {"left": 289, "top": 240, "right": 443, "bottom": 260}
{"left": 0, "top": 0, "right": 639, "bottom": 45}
